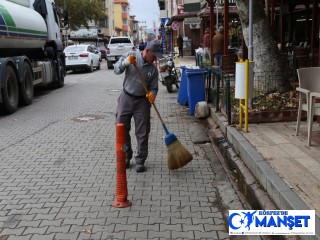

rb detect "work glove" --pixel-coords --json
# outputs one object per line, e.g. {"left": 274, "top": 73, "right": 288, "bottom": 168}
{"left": 122, "top": 55, "right": 136, "bottom": 67}
{"left": 146, "top": 92, "right": 155, "bottom": 104}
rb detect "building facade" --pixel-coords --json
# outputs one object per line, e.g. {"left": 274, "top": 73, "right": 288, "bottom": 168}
{"left": 114, "top": 0, "right": 130, "bottom": 36}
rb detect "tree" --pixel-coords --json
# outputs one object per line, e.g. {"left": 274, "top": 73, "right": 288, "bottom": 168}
{"left": 55, "top": 0, "right": 106, "bottom": 30}
{"left": 236, "top": 0, "right": 290, "bottom": 93}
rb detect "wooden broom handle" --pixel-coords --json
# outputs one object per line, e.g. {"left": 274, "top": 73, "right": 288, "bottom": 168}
{"left": 133, "top": 64, "right": 165, "bottom": 125}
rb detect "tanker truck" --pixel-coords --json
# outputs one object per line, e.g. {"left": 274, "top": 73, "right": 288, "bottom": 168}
{"left": 0, "top": 0, "right": 65, "bottom": 114}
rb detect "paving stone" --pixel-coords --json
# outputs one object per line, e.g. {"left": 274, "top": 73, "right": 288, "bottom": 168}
{"left": 23, "top": 226, "right": 48, "bottom": 235}
{"left": 0, "top": 62, "right": 247, "bottom": 240}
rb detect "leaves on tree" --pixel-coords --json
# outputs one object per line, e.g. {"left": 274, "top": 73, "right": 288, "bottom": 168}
{"left": 55, "top": 0, "right": 106, "bottom": 30}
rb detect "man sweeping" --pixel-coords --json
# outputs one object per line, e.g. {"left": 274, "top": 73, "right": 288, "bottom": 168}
{"left": 114, "top": 40, "right": 163, "bottom": 172}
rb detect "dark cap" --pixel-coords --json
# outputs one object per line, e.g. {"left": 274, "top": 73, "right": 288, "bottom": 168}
{"left": 146, "top": 40, "right": 163, "bottom": 58}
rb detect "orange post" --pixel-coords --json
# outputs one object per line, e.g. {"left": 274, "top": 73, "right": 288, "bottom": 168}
{"left": 112, "top": 123, "right": 132, "bottom": 208}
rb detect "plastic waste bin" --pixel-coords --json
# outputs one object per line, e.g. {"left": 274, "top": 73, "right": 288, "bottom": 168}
{"left": 177, "top": 66, "right": 188, "bottom": 106}
{"left": 186, "top": 68, "right": 209, "bottom": 115}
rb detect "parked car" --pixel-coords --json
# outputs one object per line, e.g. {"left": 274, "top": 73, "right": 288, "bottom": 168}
{"left": 91, "top": 45, "right": 102, "bottom": 61}
{"left": 106, "top": 36, "right": 135, "bottom": 69}
{"left": 64, "top": 44, "right": 101, "bottom": 72}
{"left": 98, "top": 45, "right": 107, "bottom": 60}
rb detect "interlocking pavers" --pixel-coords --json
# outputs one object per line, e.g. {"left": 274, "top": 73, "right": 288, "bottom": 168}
{"left": 23, "top": 226, "right": 48, "bottom": 235}
{"left": 0, "top": 62, "right": 250, "bottom": 239}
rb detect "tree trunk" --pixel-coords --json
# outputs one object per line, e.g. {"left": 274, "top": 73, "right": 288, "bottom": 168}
{"left": 236, "top": 0, "right": 290, "bottom": 93}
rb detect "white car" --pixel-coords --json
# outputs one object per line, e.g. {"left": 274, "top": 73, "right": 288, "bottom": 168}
{"left": 92, "top": 45, "right": 102, "bottom": 61}
{"left": 106, "top": 36, "right": 135, "bottom": 69}
{"left": 64, "top": 44, "right": 101, "bottom": 72}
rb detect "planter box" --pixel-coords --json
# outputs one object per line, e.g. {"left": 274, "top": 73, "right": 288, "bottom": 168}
{"left": 220, "top": 107, "right": 306, "bottom": 124}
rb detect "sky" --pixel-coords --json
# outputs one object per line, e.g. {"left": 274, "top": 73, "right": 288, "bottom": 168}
{"left": 129, "top": 0, "right": 160, "bottom": 31}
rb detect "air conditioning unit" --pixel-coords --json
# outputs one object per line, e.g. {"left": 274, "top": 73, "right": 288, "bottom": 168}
{"left": 189, "top": 23, "right": 200, "bottom": 29}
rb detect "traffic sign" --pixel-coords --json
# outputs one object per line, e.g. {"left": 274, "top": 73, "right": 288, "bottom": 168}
{"left": 172, "top": 21, "right": 180, "bottom": 31}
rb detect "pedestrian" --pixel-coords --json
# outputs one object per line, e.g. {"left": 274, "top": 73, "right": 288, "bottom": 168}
{"left": 212, "top": 26, "right": 224, "bottom": 66}
{"left": 114, "top": 40, "right": 162, "bottom": 172}
{"left": 202, "top": 28, "right": 211, "bottom": 61}
{"left": 138, "top": 39, "right": 145, "bottom": 51}
{"left": 177, "top": 34, "right": 183, "bottom": 58}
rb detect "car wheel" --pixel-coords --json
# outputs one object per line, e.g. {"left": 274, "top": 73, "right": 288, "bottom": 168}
{"left": 97, "top": 61, "right": 101, "bottom": 70}
{"left": 88, "top": 61, "right": 94, "bottom": 72}
{"left": 107, "top": 61, "right": 113, "bottom": 69}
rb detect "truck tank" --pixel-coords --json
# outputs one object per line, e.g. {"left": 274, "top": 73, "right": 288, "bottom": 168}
{"left": 0, "top": 0, "right": 48, "bottom": 57}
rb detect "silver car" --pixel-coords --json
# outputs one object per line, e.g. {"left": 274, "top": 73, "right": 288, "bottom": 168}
{"left": 64, "top": 45, "right": 101, "bottom": 72}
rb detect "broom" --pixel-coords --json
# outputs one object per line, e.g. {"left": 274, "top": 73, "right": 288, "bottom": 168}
{"left": 133, "top": 64, "right": 193, "bottom": 170}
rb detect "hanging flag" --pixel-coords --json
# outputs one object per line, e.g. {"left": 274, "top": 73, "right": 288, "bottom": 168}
{"left": 153, "top": 20, "right": 156, "bottom": 39}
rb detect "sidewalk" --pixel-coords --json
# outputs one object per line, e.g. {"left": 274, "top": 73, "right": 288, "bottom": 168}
{"left": 176, "top": 56, "right": 320, "bottom": 240}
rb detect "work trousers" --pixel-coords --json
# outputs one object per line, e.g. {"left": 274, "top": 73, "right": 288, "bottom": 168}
{"left": 214, "top": 53, "right": 222, "bottom": 67}
{"left": 178, "top": 47, "right": 183, "bottom": 58}
{"left": 115, "top": 91, "right": 151, "bottom": 165}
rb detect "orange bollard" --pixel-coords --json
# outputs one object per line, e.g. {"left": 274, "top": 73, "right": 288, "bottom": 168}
{"left": 112, "top": 123, "right": 132, "bottom": 208}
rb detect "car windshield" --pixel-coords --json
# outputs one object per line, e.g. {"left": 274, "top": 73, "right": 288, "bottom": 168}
{"left": 110, "top": 38, "right": 131, "bottom": 44}
{"left": 64, "top": 45, "right": 87, "bottom": 52}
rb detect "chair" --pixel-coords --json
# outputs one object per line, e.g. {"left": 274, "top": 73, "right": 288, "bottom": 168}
{"left": 296, "top": 67, "right": 320, "bottom": 146}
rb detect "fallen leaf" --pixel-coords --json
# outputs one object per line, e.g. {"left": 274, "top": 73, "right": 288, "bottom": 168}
{"left": 83, "top": 227, "right": 93, "bottom": 234}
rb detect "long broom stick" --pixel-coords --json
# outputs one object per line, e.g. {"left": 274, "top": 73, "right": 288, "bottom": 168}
{"left": 133, "top": 64, "right": 193, "bottom": 170}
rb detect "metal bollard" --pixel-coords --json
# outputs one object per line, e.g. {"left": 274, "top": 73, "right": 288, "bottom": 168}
{"left": 225, "top": 75, "right": 231, "bottom": 125}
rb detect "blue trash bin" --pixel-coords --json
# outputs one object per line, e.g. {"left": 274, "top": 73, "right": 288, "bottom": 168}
{"left": 177, "top": 66, "right": 188, "bottom": 106}
{"left": 186, "top": 68, "right": 209, "bottom": 115}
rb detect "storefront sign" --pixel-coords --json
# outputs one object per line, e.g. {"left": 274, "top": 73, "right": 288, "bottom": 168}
{"left": 184, "top": 0, "right": 200, "bottom": 12}
{"left": 184, "top": 17, "right": 201, "bottom": 25}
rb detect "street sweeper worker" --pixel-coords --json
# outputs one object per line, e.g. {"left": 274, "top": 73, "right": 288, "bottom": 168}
{"left": 114, "top": 40, "right": 162, "bottom": 172}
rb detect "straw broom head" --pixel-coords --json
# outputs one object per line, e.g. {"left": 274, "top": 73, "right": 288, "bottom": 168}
{"left": 167, "top": 140, "right": 193, "bottom": 170}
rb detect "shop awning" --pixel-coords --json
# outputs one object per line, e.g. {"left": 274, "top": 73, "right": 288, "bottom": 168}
{"left": 167, "top": 12, "right": 198, "bottom": 25}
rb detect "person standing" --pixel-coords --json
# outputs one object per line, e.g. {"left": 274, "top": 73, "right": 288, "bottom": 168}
{"left": 138, "top": 39, "right": 145, "bottom": 51}
{"left": 177, "top": 34, "right": 183, "bottom": 58}
{"left": 202, "top": 28, "right": 211, "bottom": 61}
{"left": 212, "top": 26, "right": 224, "bottom": 66}
{"left": 114, "top": 40, "right": 162, "bottom": 172}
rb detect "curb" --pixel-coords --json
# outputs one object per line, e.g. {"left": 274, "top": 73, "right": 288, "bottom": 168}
{"left": 208, "top": 106, "right": 320, "bottom": 240}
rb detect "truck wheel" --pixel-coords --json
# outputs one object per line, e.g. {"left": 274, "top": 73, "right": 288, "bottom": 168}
{"left": 57, "top": 59, "right": 65, "bottom": 88}
{"left": 19, "top": 62, "right": 34, "bottom": 106}
{"left": 164, "top": 76, "right": 173, "bottom": 93}
{"left": 1, "top": 65, "right": 19, "bottom": 114}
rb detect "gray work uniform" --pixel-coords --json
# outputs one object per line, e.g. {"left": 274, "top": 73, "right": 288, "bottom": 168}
{"left": 114, "top": 50, "right": 159, "bottom": 165}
